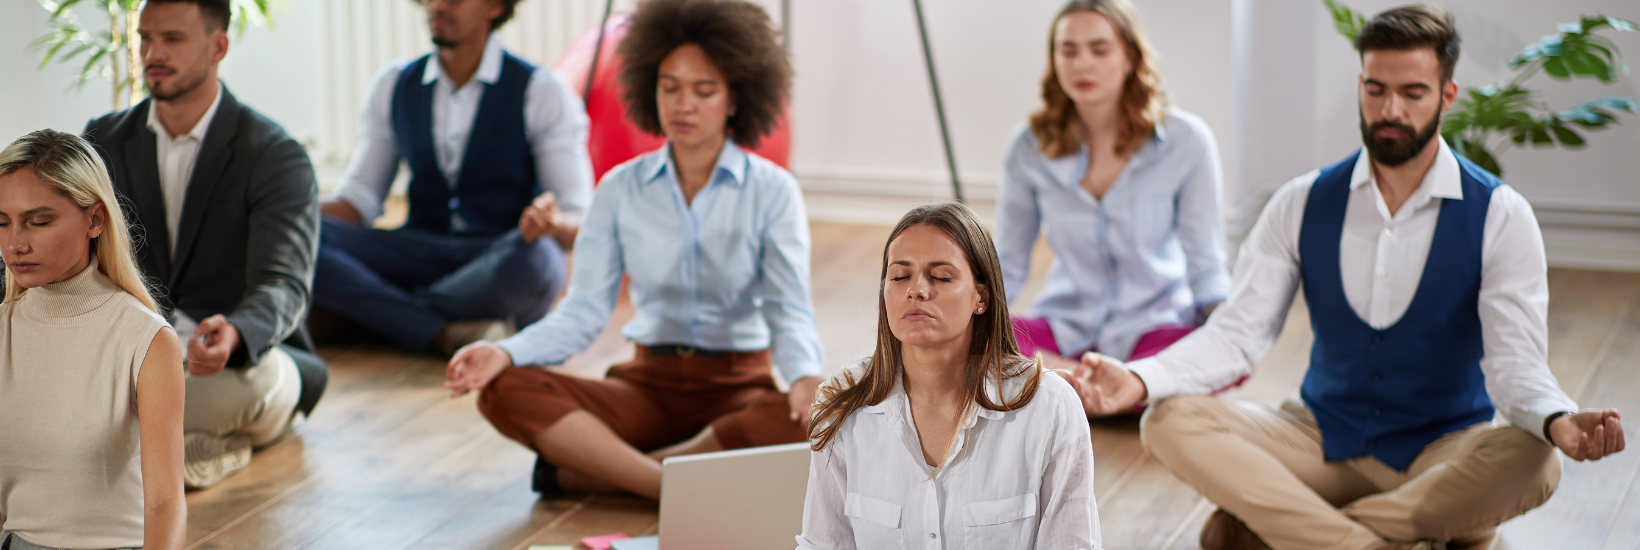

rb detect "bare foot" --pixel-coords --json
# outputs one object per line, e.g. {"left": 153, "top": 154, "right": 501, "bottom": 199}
{"left": 556, "top": 466, "right": 624, "bottom": 494}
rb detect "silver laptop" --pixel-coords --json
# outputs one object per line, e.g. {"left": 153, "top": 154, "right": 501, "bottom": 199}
{"left": 658, "top": 442, "right": 811, "bottom": 550}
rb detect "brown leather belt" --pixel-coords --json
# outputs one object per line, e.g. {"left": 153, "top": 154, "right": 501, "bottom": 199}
{"left": 644, "top": 344, "right": 729, "bottom": 359}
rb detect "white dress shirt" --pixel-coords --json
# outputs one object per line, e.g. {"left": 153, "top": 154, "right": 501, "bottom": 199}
{"left": 332, "top": 35, "right": 594, "bottom": 229}
{"left": 797, "top": 363, "right": 1101, "bottom": 550}
{"left": 145, "top": 80, "right": 224, "bottom": 256}
{"left": 1128, "top": 138, "right": 1579, "bottom": 443}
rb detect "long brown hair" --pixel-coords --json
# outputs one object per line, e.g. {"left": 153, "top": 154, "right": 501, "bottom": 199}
{"left": 1028, "top": 0, "right": 1168, "bottom": 158}
{"left": 808, "top": 202, "right": 1041, "bottom": 453}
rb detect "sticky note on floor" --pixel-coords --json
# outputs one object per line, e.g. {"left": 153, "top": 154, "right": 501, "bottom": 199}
{"left": 609, "top": 536, "right": 659, "bottom": 550}
{"left": 580, "top": 532, "right": 630, "bottom": 550}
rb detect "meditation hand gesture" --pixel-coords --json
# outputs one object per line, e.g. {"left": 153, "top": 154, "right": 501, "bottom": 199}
{"left": 519, "top": 192, "right": 563, "bottom": 244}
{"left": 1550, "top": 409, "right": 1626, "bottom": 461}
{"left": 445, "top": 342, "right": 515, "bottom": 398}
{"left": 1067, "top": 352, "right": 1148, "bottom": 417}
{"left": 187, "top": 315, "right": 241, "bottom": 376}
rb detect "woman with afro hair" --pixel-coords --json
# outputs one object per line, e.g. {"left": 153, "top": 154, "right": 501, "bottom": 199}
{"left": 443, "top": 0, "right": 822, "bottom": 500}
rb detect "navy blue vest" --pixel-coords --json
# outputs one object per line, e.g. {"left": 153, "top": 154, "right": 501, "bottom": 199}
{"left": 1298, "top": 150, "right": 1501, "bottom": 471}
{"left": 391, "top": 52, "right": 539, "bottom": 236}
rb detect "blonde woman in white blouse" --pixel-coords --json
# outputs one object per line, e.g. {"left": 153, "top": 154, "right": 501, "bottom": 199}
{"left": 798, "top": 202, "right": 1100, "bottom": 549}
{"left": 0, "top": 130, "right": 185, "bottom": 550}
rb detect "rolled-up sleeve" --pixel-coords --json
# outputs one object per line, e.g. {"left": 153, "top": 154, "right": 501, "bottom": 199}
{"left": 758, "top": 174, "right": 824, "bottom": 385}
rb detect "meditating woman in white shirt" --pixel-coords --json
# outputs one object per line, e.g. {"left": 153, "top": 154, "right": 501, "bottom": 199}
{"left": 797, "top": 202, "right": 1100, "bottom": 549}
{"left": 0, "top": 130, "right": 185, "bottom": 550}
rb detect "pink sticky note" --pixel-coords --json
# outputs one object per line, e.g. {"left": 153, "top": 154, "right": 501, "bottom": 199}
{"left": 580, "top": 532, "right": 630, "bottom": 550}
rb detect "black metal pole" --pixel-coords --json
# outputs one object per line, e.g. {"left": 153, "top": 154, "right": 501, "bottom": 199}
{"left": 782, "top": 0, "right": 791, "bottom": 53}
{"left": 910, "top": 0, "right": 963, "bottom": 202}
{"left": 583, "top": 0, "right": 617, "bottom": 99}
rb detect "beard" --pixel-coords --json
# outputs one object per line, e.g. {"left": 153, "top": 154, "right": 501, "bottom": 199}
{"left": 431, "top": 35, "right": 458, "bottom": 48}
{"left": 1359, "top": 106, "right": 1442, "bottom": 167}
{"left": 146, "top": 64, "right": 209, "bottom": 101}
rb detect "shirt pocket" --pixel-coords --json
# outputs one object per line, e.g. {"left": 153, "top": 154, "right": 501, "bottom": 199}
{"left": 845, "top": 492, "right": 907, "bottom": 550}
{"left": 962, "top": 493, "right": 1039, "bottom": 547}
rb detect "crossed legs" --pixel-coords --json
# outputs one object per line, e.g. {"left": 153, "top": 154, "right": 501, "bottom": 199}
{"left": 1141, "top": 395, "right": 1560, "bottom": 550}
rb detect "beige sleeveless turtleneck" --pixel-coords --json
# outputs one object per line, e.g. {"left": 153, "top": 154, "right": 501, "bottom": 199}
{"left": 0, "top": 261, "right": 170, "bottom": 549}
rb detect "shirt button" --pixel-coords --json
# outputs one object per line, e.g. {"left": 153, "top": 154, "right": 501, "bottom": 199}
{"left": 1374, "top": 408, "right": 1382, "bottom": 417}
{"left": 1366, "top": 442, "right": 1376, "bottom": 450}
{"left": 929, "top": 533, "right": 937, "bottom": 539}
{"left": 1370, "top": 334, "right": 1384, "bottom": 343}
{"left": 448, "top": 198, "right": 461, "bottom": 210}
{"left": 1371, "top": 372, "right": 1383, "bottom": 381}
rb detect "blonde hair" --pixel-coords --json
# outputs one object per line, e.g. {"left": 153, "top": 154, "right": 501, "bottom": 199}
{"left": 0, "top": 129, "right": 158, "bottom": 313}
{"left": 1029, "top": 0, "right": 1168, "bottom": 158}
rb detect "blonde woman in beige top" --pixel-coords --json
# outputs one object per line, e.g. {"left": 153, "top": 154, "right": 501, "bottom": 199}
{"left": 0, "top": 130, "right": 185, "bottom": 550}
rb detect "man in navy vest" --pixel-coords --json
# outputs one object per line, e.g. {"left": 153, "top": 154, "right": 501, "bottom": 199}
{"left": 1067, "top": 6, "right": 1625, "bottom": 550}
{"left": 315, "top": 0, "right": 594, "bottom": 356}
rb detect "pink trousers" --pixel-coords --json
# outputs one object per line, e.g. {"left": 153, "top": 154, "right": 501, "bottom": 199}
{"left": 1011, "top": 316, "right": 1195, "bottom": 361}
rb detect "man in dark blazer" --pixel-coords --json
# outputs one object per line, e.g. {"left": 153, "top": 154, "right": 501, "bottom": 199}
{"left": 82, "top": 0, "right": 326, "bottom": 490}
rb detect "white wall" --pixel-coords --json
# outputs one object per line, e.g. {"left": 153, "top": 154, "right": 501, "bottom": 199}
{"left": 3, "top": 0, "right": 1635, "bottom": 268}
{"left": 1230, "top": 0, "right": 1640, "bottom": 270}
{"left": 787, "top": 0, "right": 1235, "bottom": 200}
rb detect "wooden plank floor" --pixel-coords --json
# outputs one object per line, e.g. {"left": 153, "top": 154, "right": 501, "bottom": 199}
{"left": 183, "top": 221, "right": 1640, "bottom": 550}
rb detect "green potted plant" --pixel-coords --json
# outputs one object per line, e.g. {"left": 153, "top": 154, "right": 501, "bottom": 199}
{"left": 1323, "top": 0, "right": 1637, "bottom": 177}
{"left": 30, "top": 0, "right": 278, "bottom": 111}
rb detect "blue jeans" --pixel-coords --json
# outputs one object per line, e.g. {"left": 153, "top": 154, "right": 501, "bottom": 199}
{"left": 313, "top": 219, "right": 567, "bottom": 353}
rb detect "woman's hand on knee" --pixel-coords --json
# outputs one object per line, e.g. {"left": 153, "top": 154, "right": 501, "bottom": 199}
{"left": 446, "top": 343, "right": 515, "bottom": 398}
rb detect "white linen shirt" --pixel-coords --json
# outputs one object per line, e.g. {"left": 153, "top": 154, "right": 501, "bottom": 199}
{"left": 797, "top": 363, "right": 1101, "bottom": 550}
{"left": 331, "top": 35, "right": 594, "bottom": 230}
{"left": 145, "top": 80, "right": 223, "bottom": 256}
{"left": 1127, "top": 138, "right": 1579, "bottom": 442}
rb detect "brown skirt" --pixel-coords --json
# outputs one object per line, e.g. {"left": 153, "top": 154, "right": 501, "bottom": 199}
{"left": 477, "top": 345, "right": 807, "bottom": 452}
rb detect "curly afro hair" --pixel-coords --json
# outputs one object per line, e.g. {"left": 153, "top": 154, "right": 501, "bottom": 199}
{"left": 617, "top": 0, "right": 792, "bottom": 149}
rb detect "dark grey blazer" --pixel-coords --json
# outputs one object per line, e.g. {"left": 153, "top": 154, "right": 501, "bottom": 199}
{"left": 83, "top": 85, "right": 326, "bottom": 415}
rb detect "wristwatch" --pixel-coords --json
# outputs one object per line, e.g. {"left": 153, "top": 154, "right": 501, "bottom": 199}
{"left": 1543, "top": 410, "right": 1574, "bottom": 445}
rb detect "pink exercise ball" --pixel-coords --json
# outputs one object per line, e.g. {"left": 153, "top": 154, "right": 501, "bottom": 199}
{"left": 555, "top": 14, "right": 793, "bottom": 184}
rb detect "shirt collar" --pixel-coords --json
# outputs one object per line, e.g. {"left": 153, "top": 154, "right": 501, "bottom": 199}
{"left": 642, "top": 136, "right": 749, "bottom": 188}
{"left": 857, "top": 362, "right": 1018, "bottom": 422}
{"left": 146, "top": 80, "right": 225, "bottom": 142}
{"left": 422, "top": 34, "right": 505, "bottom": 86}
{"left": 1349, "top": 136, "right": 1464, "bottom": 203}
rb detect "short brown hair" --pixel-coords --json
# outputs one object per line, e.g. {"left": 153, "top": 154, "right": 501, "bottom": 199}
{"left": 1354, "top": 4, "right": 1461, "bottom": 82}
{"left": 617, "top": 0, "right": 792, "bottom": 149}
{"left": 146, "top": 0, "right": 231, "bottom": 33}
{"left": 1028, "top": 0, "right": 1168, "bottom": 159}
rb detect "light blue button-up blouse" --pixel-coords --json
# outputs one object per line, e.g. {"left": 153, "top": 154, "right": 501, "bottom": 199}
{"left": 497, "top": 139, "right": 824, "bottom": 384}
{"left": 996, "top": 109, "right": 1230, "bottom": 360}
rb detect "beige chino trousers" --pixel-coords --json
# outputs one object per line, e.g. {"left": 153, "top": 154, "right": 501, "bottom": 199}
{"left": 1141, "top": 395, "right": 1561, "bottom": 550}
{"left": 184, "top": 345, "right": 303, "bottom": 448}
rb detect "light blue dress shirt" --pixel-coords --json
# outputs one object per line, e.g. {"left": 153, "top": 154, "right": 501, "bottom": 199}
{"left": 497, "top": 139, "right": 824, "bottom": 384}
{"left": 996, "top": 109, "right": 1230, "bottom": 360}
